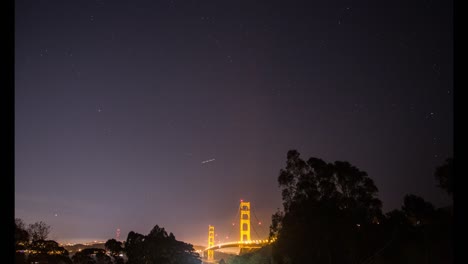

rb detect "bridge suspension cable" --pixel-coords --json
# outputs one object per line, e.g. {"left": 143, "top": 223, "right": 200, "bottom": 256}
{"left": 251, "top": 219, "right": 262, "bottom": 240}
{"left": 226, "top": 201, "right": 240, "bottom": 241}
{"left": 251, "top": 204, "right": 269, "bottom": 238}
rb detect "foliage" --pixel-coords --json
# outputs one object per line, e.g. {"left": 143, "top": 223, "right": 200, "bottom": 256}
{"left": 104, "top": 239, "right": 123, "bottom": 257}
{"left": 270, "top": 150, "right": 385, "bottom": 264}
{"left": 268, "top": 150, "right": 452, "bottom": 264}
{"left": 15, "top": 218, "right": 27, "bottom": 232}
{"left": 28, "top": 239, "right": 71, "bottom": 264}
{"left": 435, "top": 158, "right": 453, "bottom": 196}
{"left": 124, "top": 225, "right": 201, "bottom": 264}
{"left": 15, "top": 219, "right": 72, "bottom": 264}
{"left": 227, "top": 246, "right": 272, "bottom": 264}
{"left": 15, "top": 218, "right": 30, "bottom": 248}
{"left": 402, "top": 194, "right": 435, "bottom": 225}
{"left": 124, "top": 231, "right": 146, "bottom": 263}
{"left": 28, "top": 221, "right": 51, "bottom": 242}
{"left": 72, "top": 248, "right": 109, "bottom": 264}
{"left": 15, "top": 219, "right": 29, "bottom": 264}
{"left": 374, "top": 196, "right": 452, "bottom": 263}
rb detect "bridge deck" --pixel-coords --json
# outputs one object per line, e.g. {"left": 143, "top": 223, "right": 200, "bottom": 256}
{"left": 204, "top": 240, "right": 271, "bottom": 251}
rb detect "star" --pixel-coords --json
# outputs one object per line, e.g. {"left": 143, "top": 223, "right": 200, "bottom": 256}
{"left": 425, "top": 112, "right": 435, "bottom": 119}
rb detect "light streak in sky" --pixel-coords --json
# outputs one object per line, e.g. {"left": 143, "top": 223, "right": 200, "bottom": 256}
{"left": 201, "top": 158, "right": 215, "bottom": 164}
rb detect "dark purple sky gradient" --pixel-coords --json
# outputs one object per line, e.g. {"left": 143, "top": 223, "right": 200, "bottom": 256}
{"left": 15, "top": 0, "right": 453, "bottom": 246}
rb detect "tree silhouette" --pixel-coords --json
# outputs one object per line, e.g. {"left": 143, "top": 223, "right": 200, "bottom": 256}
{"left": 402, "top": 194, "right": 435, "bottom": 225}
{"left": 28, "top": 239, "right": 71, "bottom": 264}
{"left": 270, "top": 150, "right": 384, "bottom": 264}
{"left": 15, "top": 218, "right": 30, "bottom": 246}
{"left": 15, "top": 218, "right": 30, "bottom": 264}
{"left": 72, "top": 248, "right": 108, "bottom": 264}
{"left": 104, "top": 238, "right": 124, "bottom": 264}
{"left": 124, "top": 225, "right": 201, "bottom": 264}
{"left": 104, "top": 239, "right": 123, "bottom": 257}
{"left": 375, "top": 193, "right": 452, "bottom": 263}
{"left": 435, "top": 158, "right": 453, "bottom": 196}
{"left": 124, "top": 231, "right": 146, "bottom": 264}
{"left": 95, "top": 251, "right": 112, "bottom": 264}
{"left": 72, "top": 251, "right": 94, "bottom": 264}
{"left": 15, "top": 219, "right": 68, "bottom": 264}
{"left": 28, "top": 221, "right": 51, "bottom": 241}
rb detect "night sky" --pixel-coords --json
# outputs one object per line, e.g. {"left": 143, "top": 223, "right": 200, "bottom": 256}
{"left": 15, "top": 0, "right": 453, "bottom": 246}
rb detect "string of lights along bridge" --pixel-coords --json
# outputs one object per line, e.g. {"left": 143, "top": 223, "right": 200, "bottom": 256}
{"left": 204, "top": 200, "right": 274, "bottom": 261}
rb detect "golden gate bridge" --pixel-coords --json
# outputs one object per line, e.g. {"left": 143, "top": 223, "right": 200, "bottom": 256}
{"left": 203, "top": 200, "right": 274, "bottom": 261}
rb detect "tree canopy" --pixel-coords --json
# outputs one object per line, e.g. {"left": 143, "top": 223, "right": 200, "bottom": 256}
{"left": 28, "top": 239, "right": 71, "bottom": 264}
{"left": 15, "top": 218, "right": 30, "bottom": 247}
{"left": 72, "top": 248, "right": 112, "bottom": 264}
{"left": 28, "top": 221, "right": 51, "bottom": 242}
{"left": 435, "top": 158, "right": 453, "bottom": 196}
{"left": 266, "top": 150, "right": 453, "bottom": 264}
{"left": 105, "top": 239, "right": 123, "bottom": 256}
{"left": 270, "top": 150, "right": 384, "bottom": 264}
{"left": 124, "top": 225, "right": 201, "bottom": 264}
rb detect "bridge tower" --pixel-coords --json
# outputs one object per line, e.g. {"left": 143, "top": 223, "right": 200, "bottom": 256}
{"left": 207, "top": 225, "right": 215, "bottom": 261}
{"left": 239, "top": 201, "right": 251, "bottom": 242}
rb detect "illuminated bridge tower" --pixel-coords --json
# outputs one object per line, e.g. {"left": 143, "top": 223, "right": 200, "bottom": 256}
{"left": 207, "top": 225, "right": 215, "bottom": 261}
{"left": 239, "top": 201, "right": 251, "bottom": 242}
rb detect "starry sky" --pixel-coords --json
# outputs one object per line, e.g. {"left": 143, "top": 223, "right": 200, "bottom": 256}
{"left": 15, "top": 0, "right": 453, "bottom": 246}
